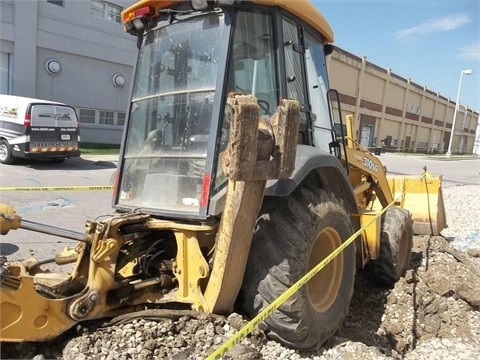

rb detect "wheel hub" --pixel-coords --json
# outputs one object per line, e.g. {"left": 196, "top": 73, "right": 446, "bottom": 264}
{"left": 307, "top": 227, "right": 343, "bottom": 313}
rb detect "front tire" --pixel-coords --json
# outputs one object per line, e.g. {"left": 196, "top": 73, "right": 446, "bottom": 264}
{"left": 365, "top": 207, "right": 413, "bottom": 287}
{"left": 0, "top": 140, "right": 14, "bottom": 164}
{"left": 239, "top": 187, "right": 356, "bottom": 351}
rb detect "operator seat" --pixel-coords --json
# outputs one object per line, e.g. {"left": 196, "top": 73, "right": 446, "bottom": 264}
{"left": 141, "top": 129, "right": 163, "bottom": 153}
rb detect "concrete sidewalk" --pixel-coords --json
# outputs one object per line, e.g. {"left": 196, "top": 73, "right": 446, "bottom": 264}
{"left": 80, "top": 154, "right": 119, "bottom": 165}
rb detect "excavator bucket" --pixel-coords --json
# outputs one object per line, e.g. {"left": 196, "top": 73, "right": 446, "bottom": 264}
{"left": 387, "top": 173, "right": 446, "bottom": 235}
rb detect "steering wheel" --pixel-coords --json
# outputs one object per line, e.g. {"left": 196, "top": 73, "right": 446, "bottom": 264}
{"left": 257, "top": 99, "right": 271, "bottom": 115}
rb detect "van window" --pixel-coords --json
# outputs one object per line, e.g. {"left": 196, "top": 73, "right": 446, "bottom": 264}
{"left": 31, "top": 105, "right": 77, "bottom": 127}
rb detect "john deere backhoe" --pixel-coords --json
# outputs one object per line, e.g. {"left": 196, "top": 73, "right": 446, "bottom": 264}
{"left": 0, "top": 0, "right": 445, "bottom": 352}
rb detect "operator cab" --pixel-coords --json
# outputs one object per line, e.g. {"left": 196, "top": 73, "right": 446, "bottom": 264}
{"left": 115, "top": 1, "right": 337, "bottom": 220}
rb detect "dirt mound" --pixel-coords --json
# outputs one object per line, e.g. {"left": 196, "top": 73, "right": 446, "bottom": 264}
{"left": 1, "top": 236, "right": 479, "bottom": 359}
{"left": 340, "top": 235, "right": 480, "bottom": 358}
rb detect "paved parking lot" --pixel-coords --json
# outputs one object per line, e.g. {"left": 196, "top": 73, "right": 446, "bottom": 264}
{"left": 0, "top": 152, "right": 478, "bottom": 263}
{"left": 376, "top": 153, "right": 480, "bottom": 186}
{"left": 0, "top": 155, "right": 118, "bottom": 261}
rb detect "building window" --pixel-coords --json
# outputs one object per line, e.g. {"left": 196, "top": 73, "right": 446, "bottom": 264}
{"left": 0, "top": 52, "right": 10, "bottom": 94}
{"left": 78, "top": 108, "right": 125, "bottom": 125}
{"left": 117, "top": 112, "right": 126, "bottom": 126}
{"left": 99, "top": 110, "right": 114, "bottom": 125}
{"left": 47, "top": 0, "right": 64, "bottom": 6}
{"left": 79, "top": 109, "right": 96, "bottom": 124}
{"left": 91, "top": 0, "right": 122, "bottom": 23}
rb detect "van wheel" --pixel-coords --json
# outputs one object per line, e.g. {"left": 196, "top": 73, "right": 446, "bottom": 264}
{"left": 0, "top": 140, "right": 14, "bottom": 164}
{"left": 240, "top": 187, "right": 356, "bottom": 351}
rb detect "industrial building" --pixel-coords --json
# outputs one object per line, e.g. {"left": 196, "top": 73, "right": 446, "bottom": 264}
{"left": 0, "top": 0, "right": 135, "bottom": 144}
{"left": 328, "top": 48, "right": 479, "bottom": 154}
{"left": 1, "top": 0, "right": 478, "bottom": 154}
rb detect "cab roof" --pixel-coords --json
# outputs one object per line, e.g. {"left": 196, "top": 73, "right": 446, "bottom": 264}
{"left": 121, "top": 0, "right": 334, "bottom": 43}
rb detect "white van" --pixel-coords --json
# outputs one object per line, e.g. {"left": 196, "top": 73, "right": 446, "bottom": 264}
{"left": 0, "top": 95, "right": 80, "bottom": 164}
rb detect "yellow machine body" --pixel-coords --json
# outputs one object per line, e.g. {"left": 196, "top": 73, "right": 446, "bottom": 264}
{"left": 0, "top": 0, "right": 446, "bottom": 349}
{"left": 341, "top": 114, "right": 447, "bottom": 264}
{"left": 385, "top": 174, "right": 446, "bottom": 236}
{"left": 0, "top": 96, "right": 300, "bottom": 342}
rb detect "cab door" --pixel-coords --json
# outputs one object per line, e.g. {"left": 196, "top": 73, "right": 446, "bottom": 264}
{"left": 282, "top": 15, "right": 334, "bottom": 152}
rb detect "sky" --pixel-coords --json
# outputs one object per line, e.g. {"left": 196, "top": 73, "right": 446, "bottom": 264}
{"left": 312, "top": 0, "right": 480, "bottom": 112}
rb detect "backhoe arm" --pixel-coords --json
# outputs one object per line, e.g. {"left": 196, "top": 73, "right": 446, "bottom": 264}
{"left": 341, "top": 114, "right": 446, "bottom": 236}
{"left": 343, "top": 145, "right": 394, "bottom": 208}
{"left": 341, "top": 115, "right": 394, "bottom": 210}
{"left": 0, "top": 204, "right": 21, "bottom": 235}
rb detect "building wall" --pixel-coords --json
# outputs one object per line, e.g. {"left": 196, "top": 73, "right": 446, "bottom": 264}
{"left": 0, "top": 0, "right": 136, "bottom": 144}
{"left": 1, "top": 3, "right": 478, "bottom": 151}
{"left": 327, "top": 47, "right": 479, "bottom": 154}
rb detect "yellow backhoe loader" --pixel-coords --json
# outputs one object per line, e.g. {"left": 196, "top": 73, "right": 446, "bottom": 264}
{"left": 0, "top": 0, "right": 446, "bottom": 352}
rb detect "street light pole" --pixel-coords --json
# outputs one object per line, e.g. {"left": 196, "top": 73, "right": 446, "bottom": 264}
{"left": 446, "top": 69, "right": 473, "bottom": 158}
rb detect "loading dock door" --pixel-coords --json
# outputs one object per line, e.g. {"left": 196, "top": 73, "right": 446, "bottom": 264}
{"left": 360, "top": 125, "right": 372, "bottom": 147}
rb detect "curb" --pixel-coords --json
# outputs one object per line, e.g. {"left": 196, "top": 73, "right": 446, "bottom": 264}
{"left": 81, "top": 154, "right": 119, "bottom": 162}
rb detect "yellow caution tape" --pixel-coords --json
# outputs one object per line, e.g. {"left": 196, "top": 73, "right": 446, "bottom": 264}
{"left": 207, "top": 171, "right": 428, "bottom": 359}
{"left": 0, "top": 186, "right": 113, "bottom": 191}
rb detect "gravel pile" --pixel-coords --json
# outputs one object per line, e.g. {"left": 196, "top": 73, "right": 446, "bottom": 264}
{"left": 441, "top": 184, "right": 480, "bottom": 252}
{"left": 1, "top": 185, "right": 479, "bottom": 359}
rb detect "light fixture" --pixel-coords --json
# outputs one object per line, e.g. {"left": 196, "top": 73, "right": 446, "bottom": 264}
{"left": 112, "top": 73, "right": 125, "bottom": 88}
{"left": 446, "top": 69, "right": 473, "bottom": 158}
{"left": 131, "top": 16, "right": 148, "bottom": 34}
{"left": 45, "top": 58, "right": 61, "bottom": 75}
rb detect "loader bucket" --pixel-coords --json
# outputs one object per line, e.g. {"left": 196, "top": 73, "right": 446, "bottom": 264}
{"left": 387, "top": 173, "right": 446, "bottom": 236}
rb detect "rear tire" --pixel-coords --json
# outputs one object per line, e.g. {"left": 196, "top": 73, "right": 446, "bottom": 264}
{"left": 366, "top": 207, "right": 413, "bottom": 286}
{"left": 0, "top": 140, "right": 14, "bottom": 164}
{"left": 239, "top": 187, "right": 356, "bottom": 351}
